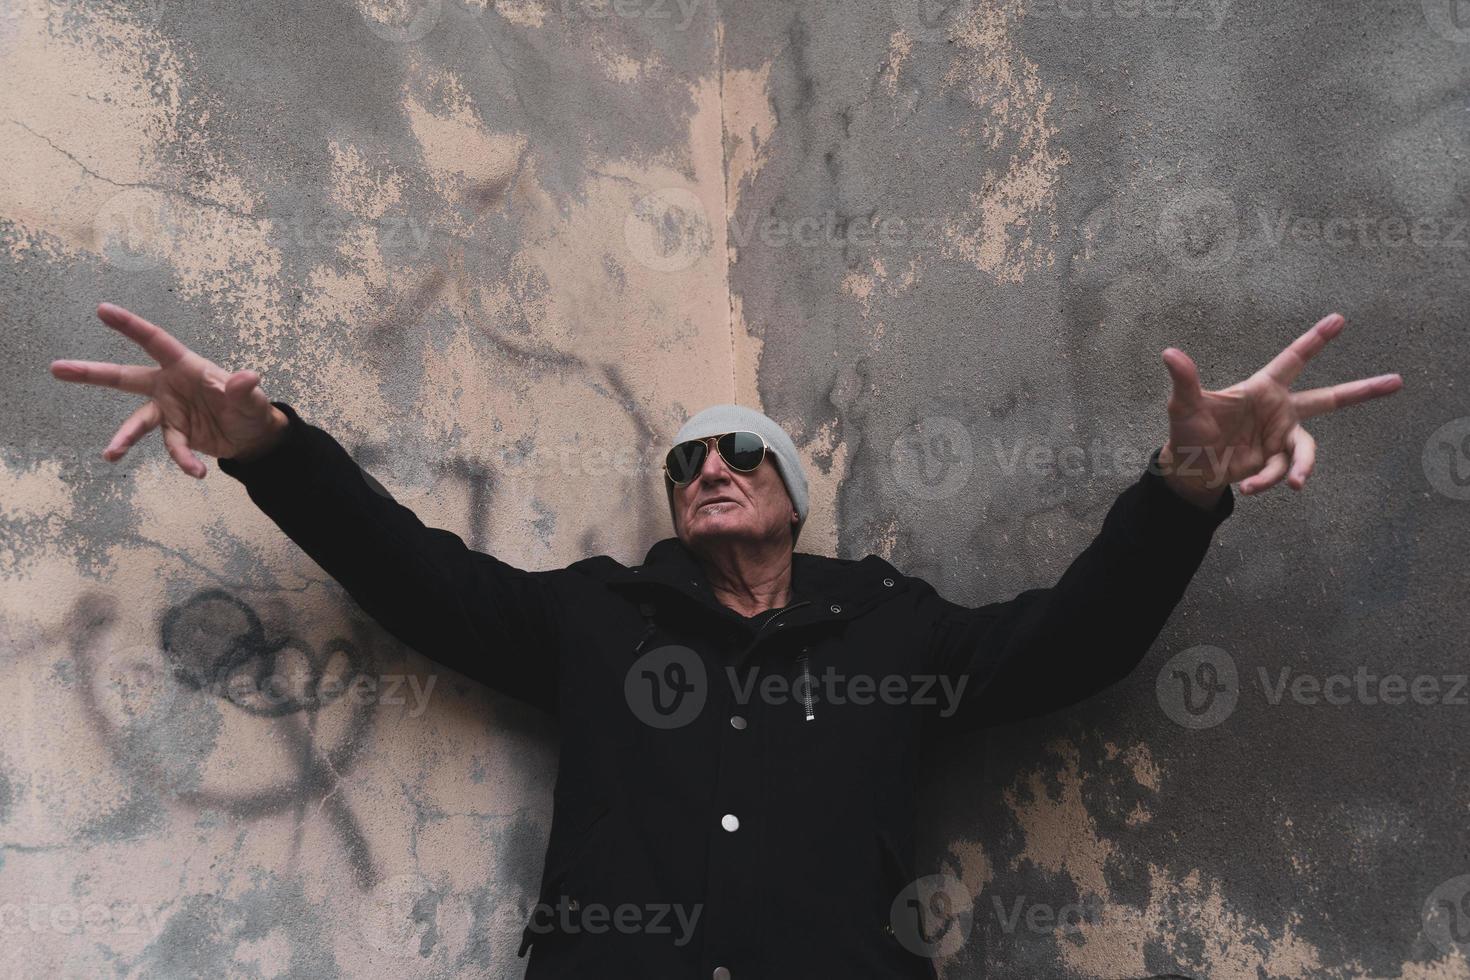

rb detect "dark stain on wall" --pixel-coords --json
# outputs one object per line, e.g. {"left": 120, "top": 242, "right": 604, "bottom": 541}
{"left": 136, "top": 876, "right": 340, "bottom": 979}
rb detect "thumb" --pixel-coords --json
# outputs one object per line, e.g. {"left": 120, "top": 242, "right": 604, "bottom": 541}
{"left": 1161, "top": 347, "right": 1204, "bottom": 414}
{"left": 224, "top": 369, "right": 267, "bottom": 409}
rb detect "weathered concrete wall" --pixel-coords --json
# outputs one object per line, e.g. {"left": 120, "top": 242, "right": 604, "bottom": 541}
{"left": 1, "top": 0, "right": 1466, "bottom": 976}
{"left": 718, "top": 1, "right": 1470, "bottom": 977}
{"left": 2, "top": 0, "right": 736, "bottom": 975}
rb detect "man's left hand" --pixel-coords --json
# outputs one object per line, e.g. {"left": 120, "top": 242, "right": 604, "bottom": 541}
{"left": 1156, "top": 312, "right": 1404, "bottom": 509}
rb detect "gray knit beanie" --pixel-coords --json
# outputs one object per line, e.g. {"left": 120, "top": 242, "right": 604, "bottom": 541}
{"left": 664, "top": 404, "right": 810, "bottom": 545}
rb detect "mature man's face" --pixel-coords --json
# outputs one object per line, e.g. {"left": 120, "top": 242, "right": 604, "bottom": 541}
{"left": 672, "top": 437, "right": 798, "bottom": 550}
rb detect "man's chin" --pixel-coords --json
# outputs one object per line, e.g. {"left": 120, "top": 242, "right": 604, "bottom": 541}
{"left": 686, "top": 514, "right": 756, "bottom": 542}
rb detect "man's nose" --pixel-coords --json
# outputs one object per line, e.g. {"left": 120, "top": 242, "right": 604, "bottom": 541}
{"left": 697, "top": 439, "right": 731, "bottom": 482}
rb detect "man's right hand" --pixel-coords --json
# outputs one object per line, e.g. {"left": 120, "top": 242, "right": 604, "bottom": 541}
{"left": 49, "top": 302, "right": 289, "bottom": 478}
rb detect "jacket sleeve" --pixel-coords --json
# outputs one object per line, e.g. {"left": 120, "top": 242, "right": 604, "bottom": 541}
{"left": 919, "top": 447, "right": 1233, "bottom": 732}
{"left": 216, "top": 400, "right": 562, "bottom": 715}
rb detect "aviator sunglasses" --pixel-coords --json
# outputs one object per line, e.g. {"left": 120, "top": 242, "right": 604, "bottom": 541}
{"left": 663, "top": 431, "right": 770, "bottom": 487}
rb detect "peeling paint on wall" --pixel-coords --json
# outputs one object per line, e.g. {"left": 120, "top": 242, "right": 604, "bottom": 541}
{"left": 934, "top": 0, "right": 1069, "bottom": 284}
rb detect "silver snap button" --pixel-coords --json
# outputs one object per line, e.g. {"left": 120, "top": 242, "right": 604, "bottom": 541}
{"left": 721, "top": 813, "right": 740, "bottom": 832}
{"left": 713, "top": 968, "right": 732, "bottom": 980}
{"left": 568, "top": 898, "right": 579, "bottom": 912}
{"left": 730, "top": 715, "right": 747, "bottom": 730}
{"left": 691, "top": 579, "right": 700, "bottom": 587}
{"left": 830, "top": 604, "right": 842, "bottom": 614}
{"left": 883, "top": 577, "right": 894, "bottom": 587}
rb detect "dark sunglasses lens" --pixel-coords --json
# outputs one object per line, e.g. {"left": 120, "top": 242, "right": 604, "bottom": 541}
{"left": 719, "top": 431, "right": 765, "bottom": 472}
{"left": 666, "top": 440, "right": 708, "bottom": 483}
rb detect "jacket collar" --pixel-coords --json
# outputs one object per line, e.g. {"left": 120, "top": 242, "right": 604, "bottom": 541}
{"left": 594, "top": 537, "right": 905, "bottom": 626}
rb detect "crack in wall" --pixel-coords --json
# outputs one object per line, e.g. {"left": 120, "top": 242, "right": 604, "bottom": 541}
{"left": 714, "top": 4, "right": 738, "bottom": 406}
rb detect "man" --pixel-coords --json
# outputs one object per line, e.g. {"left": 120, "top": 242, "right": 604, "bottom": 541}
{"left": 52, "top": 303, "right": 1401, "bottom": 978}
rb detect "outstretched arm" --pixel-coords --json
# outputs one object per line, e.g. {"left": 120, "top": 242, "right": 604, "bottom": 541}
{"left": 920, "top": 447, "right": 1232, "bottom": 732}
{"left": 922, "top": 312, "right": 1403, "bottom": 732}
{"left": 215, "top": 401, "right": 563, "bottom": 713}
{"left": 52, "top": 303, "right": 563, "bottom": 713}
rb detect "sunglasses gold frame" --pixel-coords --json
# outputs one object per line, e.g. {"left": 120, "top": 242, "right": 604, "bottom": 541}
{"left": 663, "top": 431, "right": 770, "bottom": 487}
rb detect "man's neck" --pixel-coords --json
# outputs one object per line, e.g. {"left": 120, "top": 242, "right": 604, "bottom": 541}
{"left": 696, "top": 539, "right": 794, "bottom": 618}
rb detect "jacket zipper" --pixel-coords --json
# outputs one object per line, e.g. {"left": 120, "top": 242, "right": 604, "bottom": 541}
{"left": 796, "top": 650, "right": 816, "bottom": 722}
{"left": 737, "top": 599, "right": 811, "bottom": 667}
{"left": 744, "top": 599, "right": 809, "bottom": 648}
{"left": 740, "top": 599, "right": 815, "bottom": 723}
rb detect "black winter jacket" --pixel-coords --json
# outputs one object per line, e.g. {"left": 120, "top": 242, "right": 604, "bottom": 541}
{"left": 217, "top": 401, "right": 1235, "bottom": 979}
